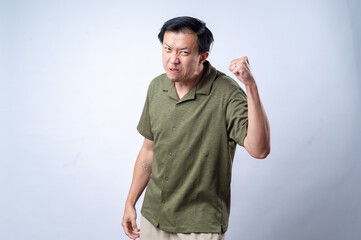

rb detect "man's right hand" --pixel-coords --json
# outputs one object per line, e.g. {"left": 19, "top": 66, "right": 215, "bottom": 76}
{"left": 122, "top": 138, "right": 154, "bottom": 239}
{"left": 121, "top": 204, "right": 140, "bottom": 239}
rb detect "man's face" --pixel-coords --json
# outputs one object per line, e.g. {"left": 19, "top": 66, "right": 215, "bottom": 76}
{"left": 162, "top": 30, "right": 207, "bottom": 83}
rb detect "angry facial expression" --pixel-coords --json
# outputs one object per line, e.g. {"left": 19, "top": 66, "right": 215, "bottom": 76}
{"left": 162, "top": 30, "right": 208, "bottom": 84}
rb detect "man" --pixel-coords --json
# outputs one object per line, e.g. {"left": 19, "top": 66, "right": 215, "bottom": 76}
{"left": 122, "top": 16, "right": 270, "bottom": 240}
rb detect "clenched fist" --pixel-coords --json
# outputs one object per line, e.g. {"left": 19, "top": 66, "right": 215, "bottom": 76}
{"left": 229, "top": 56, "right": 255, "bottom": 86}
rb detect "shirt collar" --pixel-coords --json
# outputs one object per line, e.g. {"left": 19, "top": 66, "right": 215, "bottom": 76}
{"left": 195, "top": 61, "right": 217, "bottom": 95}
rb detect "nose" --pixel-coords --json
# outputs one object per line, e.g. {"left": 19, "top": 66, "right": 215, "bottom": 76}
{"left": 170, "top": 52, "right": 180, "bottom": 64}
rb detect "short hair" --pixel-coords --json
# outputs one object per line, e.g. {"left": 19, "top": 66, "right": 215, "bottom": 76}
{"left": 158, "top": 16, "right": 214, "bottom": 54}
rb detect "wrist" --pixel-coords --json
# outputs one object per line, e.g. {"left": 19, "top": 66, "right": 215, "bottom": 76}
{"left": 125, "top": 199, "right": 136, "bottom": 207}
{"left": 245, "top": 81, "right": 257, "bottom": 92}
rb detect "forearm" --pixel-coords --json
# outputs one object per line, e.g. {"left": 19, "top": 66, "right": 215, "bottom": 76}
{"left": 126, "top": 142, "right": 154, "bottom": 207}
{"left": 244, "top": 83, "right": 270, "bottom": 158}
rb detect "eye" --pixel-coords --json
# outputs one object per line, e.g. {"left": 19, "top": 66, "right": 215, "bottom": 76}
{"left": 180, "top": 50, "right": 189, "bottom": 55}
{"left": 164, "top": 47, "right": 171, "bottom": 52}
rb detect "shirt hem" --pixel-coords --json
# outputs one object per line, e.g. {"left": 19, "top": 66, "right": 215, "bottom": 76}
{"left": 141, "top": 211, "right": 227, "bottom": 234}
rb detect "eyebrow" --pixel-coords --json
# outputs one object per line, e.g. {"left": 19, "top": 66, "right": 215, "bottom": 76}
{"left": 164, "top": 42, "right": 190, "bottom": 50}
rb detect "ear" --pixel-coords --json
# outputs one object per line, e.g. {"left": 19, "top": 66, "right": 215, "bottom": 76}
{"left": 199, "top": 52, "right": 209, "bottom": 64}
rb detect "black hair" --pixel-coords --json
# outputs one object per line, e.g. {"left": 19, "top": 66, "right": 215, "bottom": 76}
{"left": 158, "top": 16, "right": 214, "bottom": 54}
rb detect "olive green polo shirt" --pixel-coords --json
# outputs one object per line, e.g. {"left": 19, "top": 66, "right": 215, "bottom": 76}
{"left": 137, "top": 61, "right": 248, "bottom": 234}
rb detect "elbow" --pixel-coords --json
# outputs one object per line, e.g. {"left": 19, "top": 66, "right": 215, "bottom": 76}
{"left": 244, "top": 136, "right": 271, "bottom": 159}
{"left": 251, "top": 146, "right": 271, "bottom": 159}
{"left": 255, "top": 149, "right": 270, "bottom": 159}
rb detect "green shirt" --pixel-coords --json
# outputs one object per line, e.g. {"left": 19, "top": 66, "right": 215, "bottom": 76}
{"left": 137, "top": 61, "right": 248, "bottom": 233}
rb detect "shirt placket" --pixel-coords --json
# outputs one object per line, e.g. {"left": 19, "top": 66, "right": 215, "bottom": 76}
{"left": 157, "top": 100, "right": 181, "bottom": 224}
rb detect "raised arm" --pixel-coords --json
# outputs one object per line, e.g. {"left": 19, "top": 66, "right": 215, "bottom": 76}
{"left": 121, "top": 138, "right": 154, "bottom": 239}
{"left": 229, "top": 56, "right": 270, "bottom": 159}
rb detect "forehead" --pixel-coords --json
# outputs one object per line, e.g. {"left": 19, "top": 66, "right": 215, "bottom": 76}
{"left": 163, "top": 30, "right": 198, "bottom": 49}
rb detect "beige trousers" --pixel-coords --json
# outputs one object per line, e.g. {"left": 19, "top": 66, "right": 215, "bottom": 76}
{"left": 140, "top": 215, "right": 225, "bottom": 240}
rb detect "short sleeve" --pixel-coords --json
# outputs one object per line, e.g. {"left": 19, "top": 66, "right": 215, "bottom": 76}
{"left": 226, "top": 87, "right": 248, "bottom": 146}
{"left": 137, "top": 90, "right": 154, "bottom": 141}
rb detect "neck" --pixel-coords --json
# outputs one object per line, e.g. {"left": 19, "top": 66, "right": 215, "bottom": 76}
{"left": 175, "top": 64, "right": 205, "bottom": 96}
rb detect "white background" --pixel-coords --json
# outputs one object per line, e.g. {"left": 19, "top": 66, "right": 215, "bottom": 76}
{"left": 1, "top": 0, "right": 360, "bottom": 239}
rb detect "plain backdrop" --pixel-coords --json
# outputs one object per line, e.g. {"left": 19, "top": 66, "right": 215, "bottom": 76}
{"left": 1, "top": 0, "right": 360, "bottom": 239}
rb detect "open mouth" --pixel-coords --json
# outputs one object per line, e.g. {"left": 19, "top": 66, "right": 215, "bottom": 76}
{"left": 170, "top": 68, "right": 180, "bottom": 72}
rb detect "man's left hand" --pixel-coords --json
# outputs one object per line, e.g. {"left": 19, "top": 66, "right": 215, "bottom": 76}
{"left": 229, "top": 56, "right": 255, "bottom": 86}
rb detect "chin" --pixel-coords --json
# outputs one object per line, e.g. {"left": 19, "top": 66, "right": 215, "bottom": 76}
{"left": 166, "top": 74, "right": 181, "bottom": 82}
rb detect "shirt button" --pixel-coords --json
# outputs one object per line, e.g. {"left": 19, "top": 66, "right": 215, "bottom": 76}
{"left": 165, "top": 177, "right": 168, "bottom": 181}
{"left": 168, "top": 152, "right": 172, "bottom": 156}
{"left": 172, "top": 127, "right": 176, "bottom": 131}
{"left": 162, "top": 200, "right": 166, "bottom": 204}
